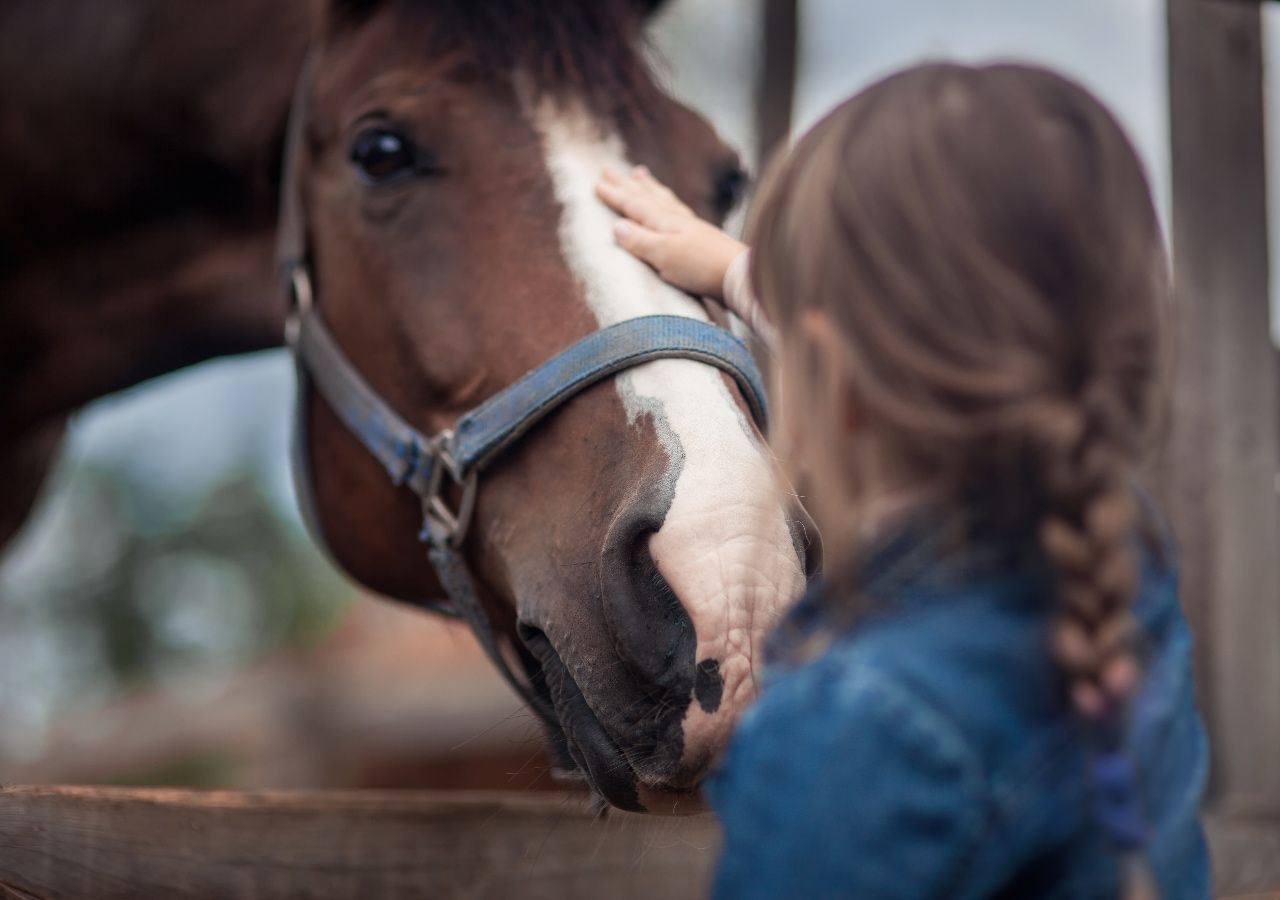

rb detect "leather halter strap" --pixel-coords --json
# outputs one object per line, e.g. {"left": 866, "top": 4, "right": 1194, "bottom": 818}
{"left": 292, "top": 297, "right": 769, "bottom": 545}
{"left": 275, "top": 50, "right": 770, "bottom": 738}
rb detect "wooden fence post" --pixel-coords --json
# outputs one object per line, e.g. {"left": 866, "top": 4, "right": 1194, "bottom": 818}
{"left": 755, "top": 0, "right": 799, "bottom": 171}
{"left": 1165, "top": 0, "right": 1280, "bottom": 890}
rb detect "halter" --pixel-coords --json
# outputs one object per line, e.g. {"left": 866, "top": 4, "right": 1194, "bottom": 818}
{"left": 276, "top": 54, "right": 770, "bottom": 729}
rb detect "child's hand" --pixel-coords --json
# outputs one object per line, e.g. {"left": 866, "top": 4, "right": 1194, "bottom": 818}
{"left": 596, "top": 166, "right": 747, "bottom": 301}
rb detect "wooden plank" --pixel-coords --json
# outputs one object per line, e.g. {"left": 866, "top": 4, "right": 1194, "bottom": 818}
{"left": 0, "top": 794, "right": 1273, "bottom": 898}
{"left": 755, "top": 0, "right": 799, "bottom": 170}
{"left": 0, "top": 786, "right": 719, "bottom": 900}
{"left": 1164, "top": 0, "right": 1280, "bottom": 813}
{"left": 1208, "top": 813, "right": 1280, "bottom": 896}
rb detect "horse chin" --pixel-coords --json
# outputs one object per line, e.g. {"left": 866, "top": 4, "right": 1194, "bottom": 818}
{"left": 521, "top": 624, "right": 710, "bottom": 815}
{"left": 520, "top": 626, "right": 645, "bottom": 810}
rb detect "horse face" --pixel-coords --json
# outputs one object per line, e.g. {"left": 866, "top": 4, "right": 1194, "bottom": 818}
{"left": 302, "top": 1, "right": 809, "bottom": 811}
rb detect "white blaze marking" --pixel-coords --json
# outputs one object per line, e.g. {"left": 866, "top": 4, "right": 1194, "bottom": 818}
{"left": 528, "top": 98, "right": 807, "bottom": 771}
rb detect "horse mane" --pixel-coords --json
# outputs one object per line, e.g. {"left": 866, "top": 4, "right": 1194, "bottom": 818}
{"left": 407, "top": 0, "right": 663, "bottom": 118}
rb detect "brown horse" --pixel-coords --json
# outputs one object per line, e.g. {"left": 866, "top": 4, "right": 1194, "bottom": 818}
{"left": 1, "top": 0, "right": 812, "bottom": 811}
{"left": 0, "top": 0, "right": 307, "bottom": 542}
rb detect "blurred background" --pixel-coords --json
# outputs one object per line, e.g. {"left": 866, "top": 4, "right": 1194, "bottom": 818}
{"left": 1, "top": 0, "right": 1277, "bottom": 864}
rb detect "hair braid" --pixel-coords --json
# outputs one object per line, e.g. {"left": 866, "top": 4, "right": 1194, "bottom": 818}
{"left": 1034, "top": 385, "right": 1156, "bottom": 899}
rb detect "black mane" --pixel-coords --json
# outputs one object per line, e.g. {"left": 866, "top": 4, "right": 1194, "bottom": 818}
{"left": 415, "top": 0, "right": 661, "bottom": 117}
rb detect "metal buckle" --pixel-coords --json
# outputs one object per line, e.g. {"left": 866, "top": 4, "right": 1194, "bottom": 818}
{"left": 284, "top": 266, "right": 314, "bottom": 349}
{"left": 419, "top": 430, "right": 478, "bottom": 549}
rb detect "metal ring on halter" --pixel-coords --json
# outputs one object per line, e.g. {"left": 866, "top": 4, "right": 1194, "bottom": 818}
{"left": 419, "top": 431, "right": 480, "bottom": 549}
{"left": 284, "top": 266, "right": 314, "bottom": 349}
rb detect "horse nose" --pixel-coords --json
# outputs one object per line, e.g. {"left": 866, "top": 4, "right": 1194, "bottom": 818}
{"left": 600, "top": 499, "right": 819, "bottom": 693}
{"left": 599, "top": 508, "right": 698, "bottom": 692}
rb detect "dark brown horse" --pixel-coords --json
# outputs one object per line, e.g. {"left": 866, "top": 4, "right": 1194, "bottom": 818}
{"left": 1, "top": 0, "right": 811, "bottom": 811}
{"left": 0, "top": 0, "right": 306, "bottom": 542}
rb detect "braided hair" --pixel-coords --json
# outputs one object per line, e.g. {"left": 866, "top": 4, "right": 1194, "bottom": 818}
{"left": 749, "top": 63, "right": 1169, "bottom": 898}
{"left": 1036, "top": 391, "right": 1159, "bottom": 898}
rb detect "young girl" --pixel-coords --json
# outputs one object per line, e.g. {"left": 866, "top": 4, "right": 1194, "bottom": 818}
{"left": 597, "top": 63, "right": 1209, "bottom": 899}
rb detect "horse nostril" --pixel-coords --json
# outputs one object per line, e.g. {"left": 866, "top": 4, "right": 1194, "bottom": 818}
{"left": 600, "top": 515, "right": 697, "bottom": 691}
{"left": 790, "top": 502, "right": 824, "bottom": 579}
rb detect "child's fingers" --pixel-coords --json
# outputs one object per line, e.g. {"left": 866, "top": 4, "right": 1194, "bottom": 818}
{"left": 633, "top": 165, "right": 674, "bottom": 197}
{"left": 595, "top": 178, "right": 640, "bottom": 219}
{"left": 598, "top": 165, "right": 696, "bottom": 225}
{"left": 613, "top": 218, "right": 662, "bottom": 263}
{"left": 632, "top": 166, "right": 694, "bottom": 216}
{"left": 597, "top": 178, "right": 674, "bottom": 231}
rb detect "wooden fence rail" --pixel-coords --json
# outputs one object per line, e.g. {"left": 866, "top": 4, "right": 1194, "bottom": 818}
{"left": 2, "top": 786, "right": 1279, "bottom": 897}
{"left": 0, "top": 787, "right": 719, "bottom": 900}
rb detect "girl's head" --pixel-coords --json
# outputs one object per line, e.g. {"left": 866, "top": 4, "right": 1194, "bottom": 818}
{"left": 753, "top": 61, "right": 1166, "bottom": 546}
{"left": 752, "top": 59, "right": 1167, "bottom": 737}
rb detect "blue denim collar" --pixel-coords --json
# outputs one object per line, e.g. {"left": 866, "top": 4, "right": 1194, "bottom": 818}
{"left": 767, "top": 509, "right": 1043, "bottom": 665}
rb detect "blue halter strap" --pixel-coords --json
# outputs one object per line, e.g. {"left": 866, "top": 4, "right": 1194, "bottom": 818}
{"left": 289, "top": 276, "right": 769, "bottom": 550}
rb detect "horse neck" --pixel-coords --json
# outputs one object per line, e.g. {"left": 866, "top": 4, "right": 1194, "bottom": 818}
{"left": 0, "top": 0, "right": 308, "bottom": 436}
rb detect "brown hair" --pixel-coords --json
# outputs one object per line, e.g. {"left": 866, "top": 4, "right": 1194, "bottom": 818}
{"left": 750, "top": 63, "right": 1167, "bottom": 893}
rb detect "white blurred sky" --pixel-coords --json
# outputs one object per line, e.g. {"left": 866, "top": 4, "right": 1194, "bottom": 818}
{"left": 3, "top": 0, "right": 1278, "bottom": 567}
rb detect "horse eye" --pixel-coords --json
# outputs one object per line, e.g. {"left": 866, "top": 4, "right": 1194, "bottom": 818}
{"left": 350, "top": 127, "right": 417, "bottom": 184}
{"left": 713, "top": 166, "right": 749, "bottom": 219}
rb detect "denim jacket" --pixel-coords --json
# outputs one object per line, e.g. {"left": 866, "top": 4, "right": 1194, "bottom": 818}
{"left": 707, "top": 519, "right": 1210, "bottom": 899}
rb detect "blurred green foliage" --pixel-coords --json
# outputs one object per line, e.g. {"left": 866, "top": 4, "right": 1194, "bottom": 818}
{"left": 105, "top": 751, "right": 245, "bottom": 789}
{"left": 0, "top": 458, "right": 352, "bottom": 757}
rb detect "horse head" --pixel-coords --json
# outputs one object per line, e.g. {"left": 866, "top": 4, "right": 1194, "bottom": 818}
{"left": 291, "top": 0, "right": 813, "bottom": 811}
